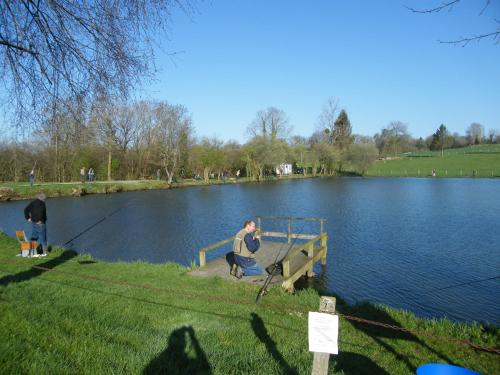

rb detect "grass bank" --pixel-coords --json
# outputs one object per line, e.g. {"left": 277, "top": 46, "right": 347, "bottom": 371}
{"left": 0, "top": 233, "right": 498, "bottom": 374}
{"left": 0, "top": 174, "right": 312, "bottom": 202}
{"left": 367, "top": 144, "right": 500, "bottom": 178}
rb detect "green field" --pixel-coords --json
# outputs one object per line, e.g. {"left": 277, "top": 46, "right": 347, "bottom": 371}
{"left": 0, "top": 233, "right": 498, "bottom": 374}
{"left": 367, "top": 144, "right": 500, "bottom": 178}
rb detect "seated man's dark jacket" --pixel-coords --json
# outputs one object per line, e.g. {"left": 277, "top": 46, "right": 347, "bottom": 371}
{"left": 235, "top": 234, "right": 260, "bottom": 267}
{"left": 24, "top": 199, "right": 47, "bottom": 223}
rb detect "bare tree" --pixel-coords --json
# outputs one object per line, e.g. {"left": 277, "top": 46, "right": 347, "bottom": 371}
{"left": 247, "top": 107, "right": 291, "bottom": 141}
{"left": 406, "top": 0, "right": 499, "bottom": 45}
{"left": 317, "top": 97, "right": 339, "bottom": 145}
{"left": 375, "top": 121, "right": 411, "bottom": 156}
{"left": 129, "top": 101, "right": 157, "bottom": 178}
{"left": 466, "top": 122, "right": 485, "bottom": 144}
{"left": 91, "top": 97, "right": 119, "bottom": 181}
{"left": 488, "top": 128, "right": 498, "bottom": 143}
{"left": 0, "top": 0, "right": 192, "bottom": 127}
{"left": 153, "top": 102, "right": 193, "bottom": 185}
{"left": 39, "top": 98, "right": 91, "bottom": 181}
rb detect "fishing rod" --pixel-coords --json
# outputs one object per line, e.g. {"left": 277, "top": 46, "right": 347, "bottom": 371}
{"left": 63, "top": 200, "right": 134, "bottom": 246}
{"left": 256, "top": 220, "right": 308, "bottom": 304}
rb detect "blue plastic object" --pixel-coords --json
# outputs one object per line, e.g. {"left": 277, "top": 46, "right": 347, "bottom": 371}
{"left": 417, "top": 364, "right": 481, "bottom": 375}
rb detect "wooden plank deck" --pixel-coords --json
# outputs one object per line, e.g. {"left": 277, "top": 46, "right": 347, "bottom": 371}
{"left": 189, "top": 239, "right": 316, "bottom": 286}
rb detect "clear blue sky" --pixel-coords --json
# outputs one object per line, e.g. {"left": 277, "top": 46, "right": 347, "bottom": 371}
{"left": 141, "top": 0, "right": 500, "bottom": 142}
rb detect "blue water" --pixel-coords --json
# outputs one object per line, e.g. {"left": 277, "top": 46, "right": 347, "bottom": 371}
{"left": 0, "top": 177, "right": 499, "bottom": 324}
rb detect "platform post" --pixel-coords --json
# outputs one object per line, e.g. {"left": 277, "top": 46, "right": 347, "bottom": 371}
{"left": 287, "top": 217, "right": 292, "bottom": 243}
{"left": 321, "top": 234, "right": 327, "bottom": 266}
{"left": 282, "top": 260, "right": 290, "bottom": 278}
{"left": 311, "top": 296, "right": 336, "bottom": 375}
{"left": 199, "top": 251, "right": 206, "bottom": 267}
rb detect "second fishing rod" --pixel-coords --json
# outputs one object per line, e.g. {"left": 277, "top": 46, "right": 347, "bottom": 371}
{"left": 256, "top": 219, "right": 311, "bottom": 303}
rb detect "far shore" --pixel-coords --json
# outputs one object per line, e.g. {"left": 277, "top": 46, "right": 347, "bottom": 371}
{"left": 0, "top": 174, "right": 316, "bottom": 202}
{"left": 1, "top": 170, "right": 498, "bottom": 202}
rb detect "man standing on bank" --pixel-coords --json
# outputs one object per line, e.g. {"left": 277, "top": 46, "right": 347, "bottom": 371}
{"left": 231, "top": 220, "right": 263, "bottom": 278}
{"left": 24, "top": 193, "right": 48, "bottom": 256}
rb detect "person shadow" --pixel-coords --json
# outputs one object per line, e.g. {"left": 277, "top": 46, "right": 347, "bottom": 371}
{"left": 0, "top": 250, "right": 77, "bottom": 287}
{"left": 333, "top": 351, "right": 389, "bottom": 375}
{"left": 143, "top": 326, "right": 211, "bottom": 375}
{"left": 250, "top": 312, "right": 299, "bottom": 375}
{"left": 341, "top": 302, "right": 457, "bottom": 373}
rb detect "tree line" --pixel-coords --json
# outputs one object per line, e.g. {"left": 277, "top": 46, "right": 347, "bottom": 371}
{"left": 0, "top": 97, "right": 498, "bottom": 183}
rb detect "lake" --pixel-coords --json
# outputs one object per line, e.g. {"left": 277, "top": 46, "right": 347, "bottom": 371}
{"left": 0, "top": 177, "right": 499, "bottom": 325}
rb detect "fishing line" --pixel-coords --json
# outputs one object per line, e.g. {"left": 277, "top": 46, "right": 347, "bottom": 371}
{"left": 428, "top": 275, "right": 500, "bottom": 292}
{"left": 62, "top": 199, "right": 135, "bottom": 246}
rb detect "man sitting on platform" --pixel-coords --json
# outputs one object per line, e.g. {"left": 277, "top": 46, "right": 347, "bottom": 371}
{"left": 231, "top": 220, "right": 263, "bottom": 278}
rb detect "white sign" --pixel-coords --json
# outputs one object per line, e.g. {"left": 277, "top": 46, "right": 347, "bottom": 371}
{"left": 308, "top": 312, "right": 339, "bottom": 354}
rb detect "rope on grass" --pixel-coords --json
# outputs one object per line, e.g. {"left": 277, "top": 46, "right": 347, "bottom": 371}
{"left": 0, "top": 259, "right": 499, "bottom": 355}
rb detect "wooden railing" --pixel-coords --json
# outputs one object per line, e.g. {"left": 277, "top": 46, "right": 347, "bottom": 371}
{"left": 281, "top": 232, "right": 328, "bottom": 281}
{"left": 256, "top": 216, "right": 325, "bottom": 243}
{"left": 199, "top": 235, "right": 235, "bottom": 267}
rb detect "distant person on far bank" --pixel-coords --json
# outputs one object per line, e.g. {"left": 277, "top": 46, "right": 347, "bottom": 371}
{"left": 24, "top": 193, "right": 48, "bottom": 256}
{"left": 88, "top": 167, "right": 95, "bottom": 182}
{"left": 80, "top": 167, "right": 85, "bottom": 183}
{"left": 231, "top": 220, "right": 263, "bottom": 278}
{"left": 29, "top": 170, "right": 35, "bottom": 187}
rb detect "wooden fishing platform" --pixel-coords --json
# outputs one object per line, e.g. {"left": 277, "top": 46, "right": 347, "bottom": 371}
{"left": 189, "top": 216, "right": 328, "bottom": 292}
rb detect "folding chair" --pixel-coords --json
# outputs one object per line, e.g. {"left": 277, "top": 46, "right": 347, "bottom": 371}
{"left": 15, "top": 230, "right": 38, "bottom": 258}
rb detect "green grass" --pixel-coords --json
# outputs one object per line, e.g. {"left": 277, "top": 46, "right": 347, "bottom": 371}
{"left": 367, "top": 145, "right": 500, "bottom": 178}
{"left": 0, "top": 233, "right": 498, "bottom": 374}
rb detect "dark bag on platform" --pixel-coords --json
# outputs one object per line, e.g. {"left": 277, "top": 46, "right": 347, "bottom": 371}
{"left": 266, "top": 262, "right": 283, "bottom": 276}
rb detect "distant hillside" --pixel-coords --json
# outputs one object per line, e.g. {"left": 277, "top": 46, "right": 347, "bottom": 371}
{"left": 367, "top": 144, "right": 500, "bottom": 178}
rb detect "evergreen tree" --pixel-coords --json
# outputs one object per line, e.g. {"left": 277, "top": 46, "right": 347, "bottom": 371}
{"left": 332, "top": 109, "right": 353, "bottom": 172}
{"left": 430, "top": 124, "right": 449, "bottom": 157}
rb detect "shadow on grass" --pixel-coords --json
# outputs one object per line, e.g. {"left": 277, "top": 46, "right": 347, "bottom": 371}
{"left": 78, "top": 260, "right": 98, "bottom": 265}
{"left": 340, "top": 302, "right": 456, "bottom": 373}
{"left": 465, "top": 151, "right": 500, "bottom": 154}
{"left": 295, "top": 274, "right": 457, "bottom": 373}
{"left": 332, "top": 351, "right": 389, "bottom": 375}
{"left": 143, "top": 326, "right": 211, "bottom": 375}
{"left": 250, "top": 313, "right": 298, "bottom": 375}
{"left": 0, "top": 250, "right": 78, "bottom": 287}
